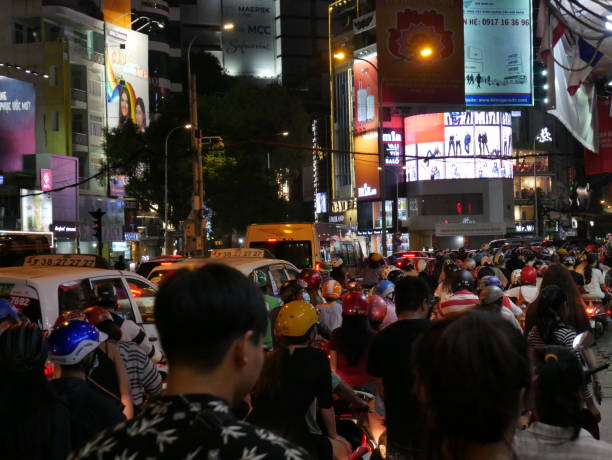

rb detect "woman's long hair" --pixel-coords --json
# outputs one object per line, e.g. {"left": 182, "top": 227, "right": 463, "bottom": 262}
{"left": 535, "top": 285, "right": 568, "bottom": 344}
{"left": 533, "top": 346, "right": 584, "bottom": 440}
{"left": 335, "top": 315, "right": 375, "bottom": 367}
{"left": 583, "top": 253, "right": 598, "bottom": 285}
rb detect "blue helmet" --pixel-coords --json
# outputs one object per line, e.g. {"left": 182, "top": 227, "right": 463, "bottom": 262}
{"left": 48, "top": 320, "right": 107, "bottom": 366}
{"left": 0, "top": 298, "right": 19, "bottom": 322}
{"left": 481, "top": 275, "right": 503, "bottom": 290}
{"left": 375, "top": 280, "right": 394, "bottom": 298}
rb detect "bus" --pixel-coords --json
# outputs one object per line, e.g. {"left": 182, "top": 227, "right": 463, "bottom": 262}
{"left": 245, "top": 222, "right": 364, "bottom": 276}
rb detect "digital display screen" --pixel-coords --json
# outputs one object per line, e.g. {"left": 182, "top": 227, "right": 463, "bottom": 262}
{"left": 404, "top": 111, "right": 513, "bottom": 182}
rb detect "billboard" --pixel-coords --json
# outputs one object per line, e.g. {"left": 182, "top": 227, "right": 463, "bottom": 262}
{"left": 376, "top": 0, "right": 465, "bottom": 104}
{"left": 222, "top": 0, "right": 276, "bottom": 79}
{"left": 105, "top": 24, "right": 149, "bottom": 131}
{"left": 354, "top": 133, "right": 380, "bottom": 200}
{"left": 0, "top": 76, "right": 35, "bottom": 172}
{"left": 404, "top": 111, "right": 513, "bottom": 181}
{"left": 21, "top": 189, "right": 52, "bottom": 232}
{"left": 354, "top": 54, "right": 378, "bottom": 133}
{"left": 464, "top": 0, "right": 533, "bottom": 106}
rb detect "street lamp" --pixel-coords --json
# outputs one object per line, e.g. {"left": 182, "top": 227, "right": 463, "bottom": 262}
{"left": 334, "top": 51, "right": 387, "bottom": 255}
{"left": 164, "top": 124, "right": 192, "bottom": 255}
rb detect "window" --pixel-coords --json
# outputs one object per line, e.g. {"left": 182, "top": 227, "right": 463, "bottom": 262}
{"left": 5, "top": 284, "right": 42, "bottom": 328}
{"left": 89, "top": 278, "right": 135, "bottom": 321}
{"left": 49, "top": 65, "right": 57, "bottom": 86}
{"left": 419, "top": 194, "right": 484, "bottom": 216}
{"left": 250, "top": 241, "right": 312, "bottom": 269}
{"left": 126, "top": 278, "right": 157, "bottom": 324}
{"left": 14, "top": 23, "right": 24, "bottom": 44}
{"left": 284, "top": 265, "right": 299, "bottom": 280}
{"left": 51, "top": 111, "right": 59, "bottom": 131}
{"left": 58, "top": 279, "right": 95, "bottom": 313}
{"left": 269, "top": 265, "right": 288, "bottom": 293}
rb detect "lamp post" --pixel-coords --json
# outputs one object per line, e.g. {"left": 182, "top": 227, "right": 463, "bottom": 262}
{"left": 185, "top": 22, "right": 233, "bottom": 255}
{"left": 333, "top": 52, "right": 387, "bottom": 255}
{"left": 164, "top": 124, "right": 192, "bottom": 255}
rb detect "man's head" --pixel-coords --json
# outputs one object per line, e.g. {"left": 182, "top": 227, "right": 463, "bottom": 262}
{"left": 155, "top": 264, "right": 268, "bottom": 401}
{"left": 95, "top": 283, "right": 118, "bottom": 309}
{"left": 395, "top": 276, "right": 432, "bottom": 316}
{"left": 452, "top": 270, "right": 475, "bottom": 293}
{"left": 478, "top": 286, "right": 504, "bottom": 312}
{"left": 48, "top": 320, "right": 107, "bottom": 373}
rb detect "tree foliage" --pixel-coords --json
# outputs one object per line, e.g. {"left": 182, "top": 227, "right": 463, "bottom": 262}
{"left": 104, "top": 53, "right": 312, "bottom": 238}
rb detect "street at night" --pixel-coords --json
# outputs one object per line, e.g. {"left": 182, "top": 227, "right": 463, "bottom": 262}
{"left": 2, "top": 1, "right": 612, "bottom": 459}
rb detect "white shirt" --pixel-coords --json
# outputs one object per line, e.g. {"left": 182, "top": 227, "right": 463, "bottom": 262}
{"left": 583, "top": 268, "right": 605, "bottom": 300}
{"left": 513, "top": 423, "right": 612, "bottom": 460}
{"left": 506, "top": 285, "right": 539, "bottom": 305}
{"left": 316, "top": 302, "right": 343, "bottom": 333}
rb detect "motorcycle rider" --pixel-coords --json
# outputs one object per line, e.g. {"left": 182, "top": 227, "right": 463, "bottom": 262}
{"left": 250, "top": 300, "right": 349, "bottom": 459}
{"left": 437, "top": 270, "right": 479, "bottom": 318}
{"left": 374, "top": 280, "right": 398, "bottom": 327}
{"left": 48, "top": 320, "right": 125, "bottom": 450}
{"left": 506, "top": 266, "right": 539, "bottom": 307}
{"left": 252, "top": 270, "right": 282, "bottom": 350}
{"left": 316, "top": 280, "right": 343, "bottom": 333}
{"left": 476, "top": 286, "right": 521, "bottom": 330}
{"left": 94, "top": 283, "right": 161, "bottom": 362}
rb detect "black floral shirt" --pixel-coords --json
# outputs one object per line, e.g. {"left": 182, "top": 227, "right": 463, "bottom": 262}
{"left": 70, "top": 394, "right": 311, "bottom": 460}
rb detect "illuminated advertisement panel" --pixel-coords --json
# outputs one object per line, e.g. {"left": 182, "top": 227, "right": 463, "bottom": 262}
{"left": 105, "top": 24, "right": 149, "bottom": 131}
{"left": 354, "top": 133, "right": 380, "bottom": 200}
{"left": 0, "top": 76, "right": 35, "bottom": 172}
{"left": 464, "top": 0, "right": 533, "bottom": 106}
{"left": 353, "top": 54, "right": 378, "bottom": 134}
{"left": 405, "top": 111, "right": 513, "bottom": 181}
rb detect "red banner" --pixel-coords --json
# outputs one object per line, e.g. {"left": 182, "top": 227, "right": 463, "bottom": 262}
{"left": 584, "top": 97, "right": 612, "bottom": 175}
{"left": 376, "top": 0, "right": 465, "bottom": 105}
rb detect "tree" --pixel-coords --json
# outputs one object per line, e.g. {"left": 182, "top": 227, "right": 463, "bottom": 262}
{"left": 104, "top": 53, "right": 312, "bottom": 241}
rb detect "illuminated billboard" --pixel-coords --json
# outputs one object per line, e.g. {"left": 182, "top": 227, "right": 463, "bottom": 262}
{"left": 222, "top": 0, "right": 276, "bottom": 79}
{"left": 404, "top": 111, "right": 513, "bottom": 181}
{"left": 354, "top": 133, "right": 380, "bottom": 200}
{"left": 105, "top": 24, "right": 149, "bottom": 131}
{"left": 0, "top": 76, "right": 35, "bottom": 172}
{"left": 464, "top": 0, "right": 533, "bottom": 106}
{"left": 354, "top": 54, "right": 378, "bottom": 133}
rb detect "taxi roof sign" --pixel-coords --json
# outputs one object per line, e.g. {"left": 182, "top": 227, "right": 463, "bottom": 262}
{"left": 210, "top": 248, "right": 265, "bottom": 259}
{"left": 23, "top": 254, "right": 109, "bottom": 269}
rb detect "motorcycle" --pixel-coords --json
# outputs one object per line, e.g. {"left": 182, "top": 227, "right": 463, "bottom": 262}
{"left": 584, "top": 300, "right": 607, "bottom": 339}
{"left": 334, "top": 390, "right": 383, "bottom": 460}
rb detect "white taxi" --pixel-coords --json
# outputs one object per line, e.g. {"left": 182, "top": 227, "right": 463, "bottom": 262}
{"left": 0, "top": 254, "right": 159, "bottom": 346}
{"left": 147, "top": 248, "right": 300, "bottom": 296}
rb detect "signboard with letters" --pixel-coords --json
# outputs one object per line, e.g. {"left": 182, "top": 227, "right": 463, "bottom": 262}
{"left": 435, "top": 222, "right": 506, "bottom": 237}
{"left": 210, "top": 248, "right": 265, "bottom": 258}
{"left": 0, "top": 76, "right": 35, "bottom": 172}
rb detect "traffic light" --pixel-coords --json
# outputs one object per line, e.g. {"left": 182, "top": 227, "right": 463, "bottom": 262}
{"left": 89, "top": 208, "right": 106, "bottom": 255}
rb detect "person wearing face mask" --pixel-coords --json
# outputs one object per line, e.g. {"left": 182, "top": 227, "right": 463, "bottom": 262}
{"left": 48, "top": 320, "right": 125, "bottom": 451}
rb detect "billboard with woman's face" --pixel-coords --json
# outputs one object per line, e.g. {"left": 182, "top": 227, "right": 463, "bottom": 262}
{"left": 105, "top": 24, "right": 149, "bottom": 132}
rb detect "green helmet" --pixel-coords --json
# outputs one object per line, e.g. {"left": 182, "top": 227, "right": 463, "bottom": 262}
{"left": 252, "top": 270, "right": 268, "bottom": 288}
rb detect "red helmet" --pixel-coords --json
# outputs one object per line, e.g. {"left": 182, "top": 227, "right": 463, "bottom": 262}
{"left": 83, "top": 306, "right": 113, "bottom": 325}
{"left": 521, "top": 266, "right": 537, "bottom": 285}
{"left": 538, "top": 264, "right": 550, "bottom": 277}
{"left": 367, "top": 295, "right": 387, "bottom": 324}
{"left": 342, "top": 291, "right": 369, "bottom": 316}
{"left": 53, "top": 310, "right": 86, "bottom": 328}
{"left": 300, "top": 268, "right": 322, "bottom": 288}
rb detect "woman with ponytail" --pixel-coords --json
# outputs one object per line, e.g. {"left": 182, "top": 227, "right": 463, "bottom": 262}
{"left": 513, "top": 346, "right": 612, "bottom": 458}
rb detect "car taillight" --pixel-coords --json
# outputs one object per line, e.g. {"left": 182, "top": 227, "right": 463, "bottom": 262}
{"left": 160, "top": 262, "right": 173, "bottom": 266}
{"left": 586, "top": 307, "right": 594, "bottom": 315}
{"left": 316, "top": 263, "right": 321, "bottom": 271}
{"left": 44, "top": 360, "right": 54, "bottom": 378}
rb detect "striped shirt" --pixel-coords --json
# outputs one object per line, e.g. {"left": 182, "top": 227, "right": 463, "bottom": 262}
{"left": 513, "top": 423, "right": 612, "bottom": 459}
{"left": 438, "top": 290, "right": 479, "bottom": 318}
{"left": 117, "top": 341, "right": 163, "bottom": 407}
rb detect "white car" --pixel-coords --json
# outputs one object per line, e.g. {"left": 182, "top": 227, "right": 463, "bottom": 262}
{"left": 0, "top": 260, "right": 159, "bottom": 348}
{"left": 148, "top": 248, "right": 300, "bottom": 296}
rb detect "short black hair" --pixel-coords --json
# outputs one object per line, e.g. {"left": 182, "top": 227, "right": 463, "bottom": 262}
{"left": 154, "top": 263, "right": 268, "bottom": 371}
{"left": 395, "top": 276, "right": 431, "bottom": 313}
{"left": 477, "top": 266, "right": 495, "bottom": 279}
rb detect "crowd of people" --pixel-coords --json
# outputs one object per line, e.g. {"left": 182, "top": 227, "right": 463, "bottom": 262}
{"left": 2, "top": 242, "right": 612, "bottom": 459}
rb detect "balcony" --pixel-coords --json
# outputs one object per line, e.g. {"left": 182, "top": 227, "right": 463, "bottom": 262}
{"left": 68, "top": 39, "right": 104, "bottom": 65}
{"left": 72, "top": 131, "right": 88, "bottom": 152}
{"left": 71, "top": 88, "right": 87, "bottom": 108}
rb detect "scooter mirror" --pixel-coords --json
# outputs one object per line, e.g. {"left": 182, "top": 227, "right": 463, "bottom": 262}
{"left": 572, "top": 331, "right": 594, "bottom": 351}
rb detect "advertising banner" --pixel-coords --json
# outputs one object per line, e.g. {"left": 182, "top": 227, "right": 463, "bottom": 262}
{"left": 584, "top": 97, "right": 612, "bottom": 175}
{"left": 376, "top": 0, "right": 465, "bottom": 104}
{"left": 354, "top": 54, "right": 378, "bottom": 133}
{"left": 354, "top": 133, "right": 380, "bottom": 200}
{"left": 21, "top": 190, "right": 52, "bottom": 232}
{"left": 464, "top": 0, "right": 533, "bottom": 106}
{"left": 40, "top": 169, "right": 52, "bottom": 192}
{"left": 0, "top": 76, "right": 35, "bottom": 172}
{"left": 222, "top": 0, "right": 276, "bottom": 79}
{"left": 405, "top": 111, "right": 513, "bottom": 181}
{"left": 435, "top": 222, "right": 507, "bottom": 237}
{"left": 105, "top": 24, "right": 149, "bottom": 131}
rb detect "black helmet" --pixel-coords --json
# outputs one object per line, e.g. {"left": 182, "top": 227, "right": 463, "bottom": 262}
{"left": 451, "top": 270, "right": 474, "bottom": 292}
{"left": 443, "top": 263, "right": 460, "bottom": 278}
{"left": 479, "top": 286, "right": 504, "bottom": 306}
{"left": 95, "top": 283, "right": 117, "bottom": 308}
{"left": 0, "top": 322, "right": 47, "bottom": 373}
{"left": 387, "top": 269, "right": 404, "bottom": 285}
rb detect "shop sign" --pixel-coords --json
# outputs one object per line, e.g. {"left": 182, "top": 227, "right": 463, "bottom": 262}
{"left": 331, "top": 200, "right": 355, "bottom": 214}
{"left": 357, "top": 183, "right": 378, "bottom": 198}
{"left": 383, "top": 129, "right": 403, "bottom": 166}
{"left": 40, "top": 169, "right": 52, "bottom": 192}
{"left": 435, "top": 222, "right": 506, "bottom": 237}
{"left": 51, "top": 223, "right": 77, "bottom": 236}
{"left": 329, "top": 214, "right": 345, "bottom": 224}
{"left": 124, "top": 232, "right": 141, "bottom": 241}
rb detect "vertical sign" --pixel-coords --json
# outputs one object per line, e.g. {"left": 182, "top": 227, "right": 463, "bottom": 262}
{"left": 354, "top": 133, "right": 380, "bottom": 200}
{"left": 376, "top": 0, "right": 465, "bottom": 104}
{"left": 353, "top": 54, "right": 378, "bottom": 134}
{"left": 464, "top": 0, "right": 533, "bottom": 106}
{"left": 222, "top": 0, "right": 276, "bottom": 79}
{"left": 40, "top": 169, "right": 53, "bottom": 192}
